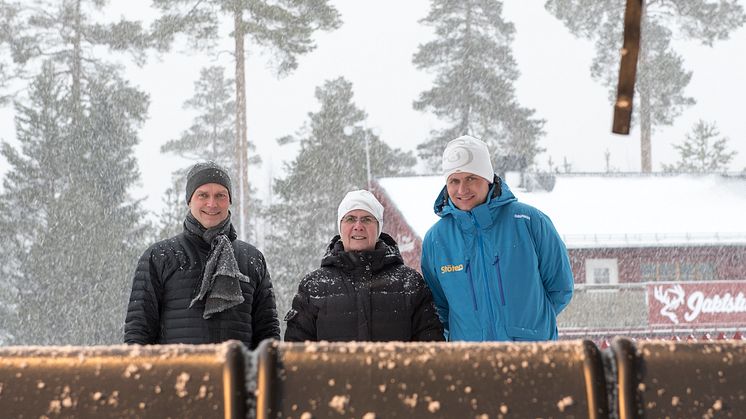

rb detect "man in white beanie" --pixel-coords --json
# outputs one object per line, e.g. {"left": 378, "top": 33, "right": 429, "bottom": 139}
{"left": 421, "top": 135, "right": 574, "bottom": 342}
{"left": 284, "top": 190, "right": 444, "bottom": 342}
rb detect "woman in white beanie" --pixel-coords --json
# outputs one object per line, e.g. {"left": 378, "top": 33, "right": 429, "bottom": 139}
{"left": 421, "top": 135, "right": 574, "bottom": 342}
{"left": 284, "top": 190, "right": 444, "bottom": 342}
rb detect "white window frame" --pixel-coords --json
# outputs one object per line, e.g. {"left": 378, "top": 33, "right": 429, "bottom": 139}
{"left": 585, "top": 258, "right": 619, "bottom": 285}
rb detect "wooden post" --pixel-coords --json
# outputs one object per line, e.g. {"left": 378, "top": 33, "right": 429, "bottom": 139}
{"left": 612, "top": 0, "right": 644, "bottom": 135}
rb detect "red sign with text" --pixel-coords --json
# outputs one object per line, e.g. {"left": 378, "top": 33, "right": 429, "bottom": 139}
{"left": 648, "top": 281, "right": 746, "bottom": 327}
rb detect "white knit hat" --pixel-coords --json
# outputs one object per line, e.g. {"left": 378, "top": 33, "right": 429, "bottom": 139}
{"left": 337, "top": 189, "right": 384, "bottom": 237}
{"left": 442, "top": 135, "right": 494, "bottom": 183}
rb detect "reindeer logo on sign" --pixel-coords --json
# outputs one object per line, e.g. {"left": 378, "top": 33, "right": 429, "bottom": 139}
{"left": 653, "top": 285, "right": 686, "bottom": 324}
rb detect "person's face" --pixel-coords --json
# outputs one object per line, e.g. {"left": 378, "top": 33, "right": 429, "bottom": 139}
{"left": 189, "top": 183, "right": 230, "bottom": 228}
{"left": 340, "top": 209, "right": 379, "bottom": 252}
{"left": 446, "top": 172, "right": 490, "bottom": 211}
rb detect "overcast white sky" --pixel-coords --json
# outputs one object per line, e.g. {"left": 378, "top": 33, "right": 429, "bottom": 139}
{"left": 1, "top": 1, "right": 745, "bottom": 218}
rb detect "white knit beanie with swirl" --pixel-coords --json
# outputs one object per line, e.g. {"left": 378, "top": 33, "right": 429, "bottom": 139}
{"left": 442, "top": 135, "right": 494, "bottom": 183}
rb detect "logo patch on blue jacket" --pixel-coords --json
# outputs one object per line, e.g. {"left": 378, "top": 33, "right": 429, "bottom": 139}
{"left": 440, "top": 264, "right": 464, "bottom": 274}
{"left": 514, "top": 214, "right": 531, "bottom": 220}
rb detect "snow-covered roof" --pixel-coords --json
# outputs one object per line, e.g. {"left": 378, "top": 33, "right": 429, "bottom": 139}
{"left": 376, "top": 174, "right": 746, "bottom": 248}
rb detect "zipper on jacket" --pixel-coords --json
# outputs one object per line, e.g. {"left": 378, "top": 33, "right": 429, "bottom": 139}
{"left": 493, "top": 254, "right": 506, "bottom": 306}
{"left": 475, "top": 229, "right": 498, "bottom": 339}
{"left": 466, "top": 262, "right": 478, "bottom": 311}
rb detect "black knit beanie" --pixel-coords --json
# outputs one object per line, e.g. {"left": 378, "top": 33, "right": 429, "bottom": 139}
{"left": 185, "top": 162, "right": 232, "bottom": 204}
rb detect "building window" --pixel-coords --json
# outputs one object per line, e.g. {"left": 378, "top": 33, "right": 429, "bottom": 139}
{"left": 585, "top": 259, "right": 618, "bottom": 285}
{"left": 640, "top": 262, "right": 716, "bottom": 282}
{"left": 641, "top": 264, "right": 657, "bottom": 282}
{"left": 593, "top": 267, "right": 610, "bottom": 283}
{"left": 659, "top": 263, "right": 677, "bottom": 281}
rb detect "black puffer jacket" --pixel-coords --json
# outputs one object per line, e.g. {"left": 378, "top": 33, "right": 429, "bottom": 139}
{"left": 124, "top": 221, "right": 280, "bottom": 349}
{"left": 284, "top": 233, "right": 444, "bottom": 342}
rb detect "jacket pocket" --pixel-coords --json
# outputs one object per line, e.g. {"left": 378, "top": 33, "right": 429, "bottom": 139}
{"left": 506, "top": 325, "right": 542, "bottom": 341}
{"left": 492, "top": 254, "right": 506, "bottom": 306}
{"left": 438, "top": 261, "right": 477, "bottom": 312}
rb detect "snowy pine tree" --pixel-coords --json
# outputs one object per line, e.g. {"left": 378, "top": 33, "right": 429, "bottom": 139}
{"left": 413, "top": 0, "right": 545, "bottom": 173}
{"left": 152, "top": 181, "right": 186, "bottom": 242}
{"left": 0, "top": 2, "right": 22, "bottom": 102}
{"left": 0, "top": 0, "right": 150, "bottom": 107}
{"left": 0, "top": 63, "right": 148, "bottom": 345}
{"left": 662, "top": 120, "right": 737, "bottom": 173}
{"left": 0, "top": 0, "right": 152, "bottom": 344}
{"left": 161, "top": 66, "right": 237, "bottom": 163}
{"left": 545, "top": 0, "right": 746, "bottom": 172}
{"left": 265, "top": 77, "right": 417, "bottom": 320}
{"left": 156, "top": 66, "right": 261, "bottom": 241}
{"left": 151, "top": 0, "right": 342, "bottom": 240}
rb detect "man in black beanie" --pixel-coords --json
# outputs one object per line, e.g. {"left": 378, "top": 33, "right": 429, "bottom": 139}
{"left": 184, "top": 161, "right": 233, "bottom": 228}
{"left": 124, "top": 161, "right": 280, "bottom": 349}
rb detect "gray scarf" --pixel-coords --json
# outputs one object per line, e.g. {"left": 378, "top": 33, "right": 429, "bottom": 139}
{"left": 185, "top": 212, "right": 249, "bottom": 319}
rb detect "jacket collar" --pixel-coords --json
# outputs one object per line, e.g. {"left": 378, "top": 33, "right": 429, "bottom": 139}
{"left": 321, "top": 232, "right": 403, "bottom": 273}
{"left": 433, "top": 175, "right": 517, "bottom": 230}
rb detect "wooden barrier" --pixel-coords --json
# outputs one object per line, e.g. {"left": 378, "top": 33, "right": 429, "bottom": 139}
{"left": 610, "top": 337, "right": 746, "bottom": 419}
{"left": 7, "top": 337, "right": 740, "bottom": 418}
{"left": 256, "top": 339, "right": 609, "bottom": 419}
{"left": 0, "top": 340, "right": 249, "bottom": 418}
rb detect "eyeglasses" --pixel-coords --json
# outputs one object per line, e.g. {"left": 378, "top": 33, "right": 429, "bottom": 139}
{"left": 341, "top": 215, "right": 377, "bottom": 225}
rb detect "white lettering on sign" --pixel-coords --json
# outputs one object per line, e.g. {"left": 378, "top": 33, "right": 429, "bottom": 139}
{"left": 653, "top": 284, "right": 746, "bottom": 324}
{"left": 685, "top": 291, "right": 746, "bottom": 322}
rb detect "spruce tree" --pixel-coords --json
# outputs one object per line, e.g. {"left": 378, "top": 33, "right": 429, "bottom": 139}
{"left": 151, "top": 0, "right": 342, "bottom": 239}
{"left": 0, "top": 0, "right": 151, "bottom": 344}
{"left": 0, "top": 0, "right": 149, "bottom": 106}
{"left": 0, "top": 2, "right": 21, "bottom": 100}
{"left": 161, "top": 66, "right": 237, "bottom": 163}
{"left": 0, "top": 63, "right": 148, "bottom": 344}
{"left": 413, "top": 0, "right": 545, "bottom": 173}
{"left": 265, "top": 77, "right": 417, "bottom": 319}
{"left": 153, "top": 182, "right": 186, "bottom": 242}
{"left": 662, "top": 120, "right": 737, "bottom": 173}
{"left": 545, "top": 0, "right": 746, "bottom": 172}
{"left": 156, "top": 66, "right": 262, "bottom": 241}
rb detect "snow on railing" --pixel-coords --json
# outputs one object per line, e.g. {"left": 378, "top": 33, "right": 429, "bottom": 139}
{"left": 564, "top": 330, "right": 744, "bottom": 348}
{"left": 563, "top": 232, "right": 746, "bottom": 248}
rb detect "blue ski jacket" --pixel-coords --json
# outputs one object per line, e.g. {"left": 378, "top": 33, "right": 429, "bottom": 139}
{"left": 421, "top": 177, "right": 574, "bottom": 341}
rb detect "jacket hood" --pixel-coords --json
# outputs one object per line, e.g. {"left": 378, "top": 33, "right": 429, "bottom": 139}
{"left": 321, "top": 232, "right": 403, "bottom": 273}
{"left": 433, "top": 175, "right": 517, "bottom": 219}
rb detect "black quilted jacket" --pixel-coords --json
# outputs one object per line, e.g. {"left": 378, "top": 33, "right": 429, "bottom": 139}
{"left": 124, "top": 223, "right": 280, "bottom": 349}
{"left": 284, "top": 233, "right": 444, "bottom": 342}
